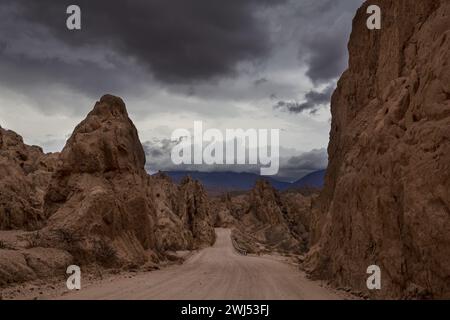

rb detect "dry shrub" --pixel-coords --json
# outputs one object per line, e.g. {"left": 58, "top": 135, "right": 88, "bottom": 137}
{"left": 93, "top": 238, "right": 117, "bottom": 267}
{"left": 24, "top": 231, "right": 44, "bottom": 248}
{"left": 0, "top": 240, "right": 8, "bottom": 249}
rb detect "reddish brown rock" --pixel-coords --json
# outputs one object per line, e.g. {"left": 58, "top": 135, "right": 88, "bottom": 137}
{"left": 149, "top": 173, "right": 215, "bottom": 251}
{"left": 178, "top": 176, "right": 216, "bottom": 247}
{"left": 0, "top": 247, "right": 73, "bottom": 287}
{"left": 0, "top": 128, "right": 57, "bottom": 230}
{"left": 148, "top": 173, "right": 194, "bottom": 251}
{"left": 42, "top": 95, "right": 155, "bottom": 265}
{"left": 0, "top": 95, "right": 215, "bottom": 287}
{"left": 228, "top": 180, "right": 309, "bottom": 254}
{"left": 306, "top": 0, "right": 450, "bottom": 299}
{"left": 210, "top": 194, "right": 237, "bottom": 228}
{"left": 282, "top": 192, "right": 315, "bottom": 247}
{"left": 42, "top": 95, "right": 215, "bottom": 266}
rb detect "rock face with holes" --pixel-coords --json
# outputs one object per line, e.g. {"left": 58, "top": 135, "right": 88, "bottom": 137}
{"left": 306, "top": 0, "right": 450, "bottom": 299}
{"left": 0, "top": 127, "right": 58, "bottom": 230}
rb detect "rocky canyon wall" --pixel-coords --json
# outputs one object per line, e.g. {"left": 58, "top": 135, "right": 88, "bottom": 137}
{"left": 307, "top": 0, "right": 450, "bottom": 299}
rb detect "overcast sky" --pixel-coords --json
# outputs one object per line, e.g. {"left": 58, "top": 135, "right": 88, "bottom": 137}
{"left": 0, "top": 0, "right": 363, "bottom": 181}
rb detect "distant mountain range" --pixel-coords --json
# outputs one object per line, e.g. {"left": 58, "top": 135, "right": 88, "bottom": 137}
{"left": 289, "top": 169, "right": 326, "bottom": 189}
{"left": 161, "top": 170, "right": 326, "bottom": 194}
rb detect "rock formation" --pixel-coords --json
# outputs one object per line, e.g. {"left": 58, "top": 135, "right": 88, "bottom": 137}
{"left": 210, "top": 194, "right": 237, "bottom": 228}
{"left": 306, "top": 0, "right": 450, "bottom": 299}
{"left": 0, "top": 127, "right": 57, "bottom": 230}
{"left": 149, "top": 173, "right": 215, "bottom": 251}
{"left": 42, "top": 95, "right": 158, "bottom": 265}
{"left": 42, "top": 95, "right": 215, "bottom": 266}
{"left": 0, "top": 247, "right": 73, "bottom": 287}
{"left": 228, "top": 180, "right": 310, "bottom": 254}
{"left": 1, "top": 94, "right": 215, "bottom": 288}
{"left": 177, "top": 176, "right": 216, "bottom": 247}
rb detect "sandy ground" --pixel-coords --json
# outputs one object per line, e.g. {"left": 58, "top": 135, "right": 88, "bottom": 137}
{"left": 47, "top": 228, "right": 345, "bottom": 300}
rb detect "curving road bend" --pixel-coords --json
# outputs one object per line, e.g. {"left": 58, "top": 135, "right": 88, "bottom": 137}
{"left": 59, "top": 228, "right": 342, "bottom": 300}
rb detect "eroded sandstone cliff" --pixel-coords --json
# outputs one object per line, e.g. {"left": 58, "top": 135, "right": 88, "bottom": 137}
{"left": 42, "top": 95, "right": 215, "bottom": 266}
{"left": 0, "top": 95, "right": 215, "bottom": 286}
{"left": 307, "top": 0, "right": 450, "bottom": 299}
{"left": 0, "top": 128, "right": 57, "bottom": 230}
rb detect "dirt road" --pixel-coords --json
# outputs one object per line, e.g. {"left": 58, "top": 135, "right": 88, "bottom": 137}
{"left": 59, "top": 228, "right": 343, "bottom": 300}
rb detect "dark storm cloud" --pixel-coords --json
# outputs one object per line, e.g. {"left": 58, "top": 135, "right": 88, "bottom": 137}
{"left": 0, "top": 0, "right": 363, "bottom": 160}
{"left": 143, "top": 138, "right": 176, "bottom": 165}
{"left": 10, "top": 0, "right": 285, "bottom": 84}
{"left": 267, "top": 0, "right": 362, "bottom": 112}
{"left": 284, "top": 148, "right": 327, "bottom": 171}
{"left": 304, "top": 31, "right": 350, "bottom": 84}
{"left": 254, "top": 78, "right": 269, "bottom": 86}
{"left": 0, "top": 0, "right": 363, "bottom": 113}
{"left": 0, "top": 50, "right": 128, "bottom": 102}
{"left": 275, "top": 148, "right": 328, "bottom": 181}
{"left": 274, "top": 85, "right": 334, "bottom": 114}
{"left": 287, "top": 0, "right": 364, "bottom": 84}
